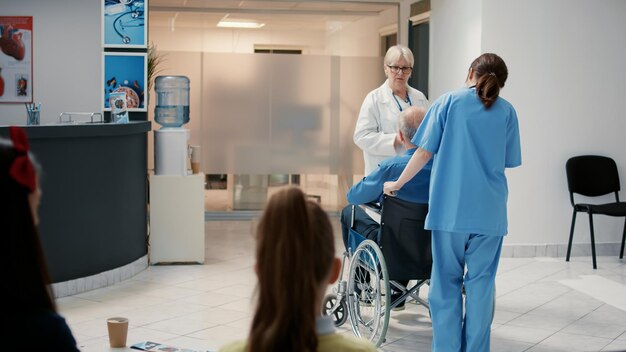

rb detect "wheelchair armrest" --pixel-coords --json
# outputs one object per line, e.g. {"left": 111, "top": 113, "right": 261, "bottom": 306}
{"left": 361, "top": 202, "right": 382, "bottom": 214}
{"left": 350, "top": 201, "right": 382, "bottom": 229}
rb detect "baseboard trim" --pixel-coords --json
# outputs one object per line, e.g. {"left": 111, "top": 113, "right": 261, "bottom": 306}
{"left": 501, "top": 242, "right": 623, "bottom": 258}
{"left": 51, "top": 255, "right": 148, "bottom": 298}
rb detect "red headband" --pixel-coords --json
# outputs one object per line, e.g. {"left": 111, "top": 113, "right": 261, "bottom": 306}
{"left": 8, "top": 126, "right": 36, "bottom": 193}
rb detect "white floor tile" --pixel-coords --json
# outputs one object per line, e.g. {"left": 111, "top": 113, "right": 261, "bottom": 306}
{"left": 578, "top": 304, "right": 626, "bottom": 326}
{"left": 506, "top": 312, "right": 577, "bottom": 331}
{"left": 490, "top": 324, "right": 555, "bottom": 344}
{"left": 187, "top": 325, "right": 248, "bottom": 350}
{"left": 533, "top": 331, "right": 613, "bottom": 351}
{"left": 112, "top": 305, "right": 178, "bottom": 327}
{"left": 216, "top": 297, "right": 255, "bottom": 313}
{"left": 528, "top": 290, "right": 604, "bottom": 320}
{"left": 182, "top": 307, "right": 249, "bottom": 326}
{"left": 562, "top": 319, "right": 626, "bottom": 340}
{"left": 560, "top": 275, "right": 626, "bottom": 312}
{"left": 490, "top": 337, "right": 535, "bottom": 352}
{"left": 140, "top": 286, "right": 206, "bottom": 300}
{"left": 492, "top": 309, "right": 523, "bottom": 325}
{"left": 126, "top": 326, "right": 180, "bottom": 344}
{"left": 70, "top": 318, "right": 111, "bottom": 339}
{"left": 173, "top": 278, "right": 234, "bottom": 292}
{"left": 143, "top": 316, "right": 219, "bottom": 336}
{"left": 222, "top": 316, "right": 253, "bottom": 330}
{"left": 179, "top": 291, "right": 243, "bottom": 307}
{"left": 601, "top": 338, "right": 626, "bottom": 351}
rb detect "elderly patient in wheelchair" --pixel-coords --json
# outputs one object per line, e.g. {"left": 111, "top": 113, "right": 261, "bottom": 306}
{"left": 341, "top": 107, "right": 432, "bottom": 310}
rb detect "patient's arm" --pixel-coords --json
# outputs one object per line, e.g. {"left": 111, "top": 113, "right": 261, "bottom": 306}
{"left": 383, "top": 148, "right": 432, "bottom": 196}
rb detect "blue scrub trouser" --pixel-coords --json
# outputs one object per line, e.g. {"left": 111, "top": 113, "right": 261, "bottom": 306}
{"left": 429, "top": 231, "right": 503, "bottom": 352}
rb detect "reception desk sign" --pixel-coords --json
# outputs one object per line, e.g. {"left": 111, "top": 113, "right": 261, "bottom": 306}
{"left": 0, "top": 16, "right": 33, "bottom": 103}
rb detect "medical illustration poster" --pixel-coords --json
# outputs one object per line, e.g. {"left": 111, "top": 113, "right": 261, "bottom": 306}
{"left": 102, "top": 0, "right": 147, "bottom": 48}
{"left": 0, "top": 16, "right": 33, "bottom": 103}
{"left": 103, "top": 52, "right": 147, "bottom": 111}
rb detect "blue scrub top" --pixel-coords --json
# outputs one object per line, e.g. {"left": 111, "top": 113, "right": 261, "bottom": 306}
{"left": 413, "top": 87, "right": 521, "bottom": 236}
{"left": 347, "top": 148, "right": 431, "bottom": 205}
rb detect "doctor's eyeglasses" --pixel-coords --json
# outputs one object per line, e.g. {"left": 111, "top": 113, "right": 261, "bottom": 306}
{"left": 387, "top": 65, "right": 413, "bottom": 74}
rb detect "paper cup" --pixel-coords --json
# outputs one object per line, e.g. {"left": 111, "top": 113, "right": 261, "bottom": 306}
{"left": 107, "top": 317, "right": 129, "bottom": 348}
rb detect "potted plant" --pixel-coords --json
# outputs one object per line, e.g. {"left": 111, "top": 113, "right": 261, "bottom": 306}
{"left": 147, "top": 42, "right": 166, "bottom": 93}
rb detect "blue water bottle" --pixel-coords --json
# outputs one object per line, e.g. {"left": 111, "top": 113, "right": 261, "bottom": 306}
{"left": 154, "top": 76, "right": 190, "bottom": 127}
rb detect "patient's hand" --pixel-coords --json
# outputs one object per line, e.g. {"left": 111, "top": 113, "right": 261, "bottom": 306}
{"left": 383, "top": 181, "right": 399, "bottom": 196}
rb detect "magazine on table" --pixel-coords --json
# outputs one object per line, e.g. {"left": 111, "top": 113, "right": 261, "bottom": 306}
{"left": 131, "top": 341, "right": 216, "bottom": 352}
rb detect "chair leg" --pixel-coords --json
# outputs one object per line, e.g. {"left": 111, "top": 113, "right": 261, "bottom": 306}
{"left": 619, "top": 217, "right": 626, "bottom": 259}
{"left": 566, "top": 210, "right": 577, "bottom": 262}
{"left": 588, "top": 213, "right": 597, "bottom": 269}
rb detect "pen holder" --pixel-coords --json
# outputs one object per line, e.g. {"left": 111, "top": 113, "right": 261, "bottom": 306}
{"left": 26, "top": 109, "right": 40, "bottom": 125}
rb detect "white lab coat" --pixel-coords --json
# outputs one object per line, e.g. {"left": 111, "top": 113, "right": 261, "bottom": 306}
{"left": 354, "top": 79, "right": 429, "bottom": 174}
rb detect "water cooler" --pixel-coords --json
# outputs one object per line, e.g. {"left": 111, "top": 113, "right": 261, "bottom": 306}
{"left": 150, "top": 75, "right": 204, "bottom": 264}
{"left": 154, "top": 76, "right": 190, "bottom": 175}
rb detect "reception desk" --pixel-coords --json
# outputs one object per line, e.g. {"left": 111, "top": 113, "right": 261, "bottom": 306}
{"left": 0, "top": 122, "right": 151, "bottom": 284}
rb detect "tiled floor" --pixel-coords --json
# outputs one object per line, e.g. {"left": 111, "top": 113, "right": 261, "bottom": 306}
{"left": 59, "top": 220, "right": 626, "bottom": 352}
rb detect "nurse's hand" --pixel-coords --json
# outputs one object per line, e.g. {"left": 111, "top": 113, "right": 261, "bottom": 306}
{"left": 383, "top": 181, "right": 399, "bottom": 197}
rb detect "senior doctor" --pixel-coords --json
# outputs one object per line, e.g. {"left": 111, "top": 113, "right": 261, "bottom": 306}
{"left": 354, "top": 45, "right": 429, "bottom": 174}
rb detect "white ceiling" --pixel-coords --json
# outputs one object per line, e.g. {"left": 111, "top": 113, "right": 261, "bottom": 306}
{"left": 149, "top": 0, "right": 398, "bottom": 31}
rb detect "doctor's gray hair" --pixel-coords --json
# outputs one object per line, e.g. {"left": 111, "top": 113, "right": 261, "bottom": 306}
{"left": 384, "top": 45, "right": 414, "bottom": 67}
{"left": 398, "top": 106, "right": 426, "bottom": 141}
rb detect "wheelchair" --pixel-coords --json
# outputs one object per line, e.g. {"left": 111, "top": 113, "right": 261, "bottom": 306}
{"left": 322, "top": 195, "right": 432, "bottom": 347}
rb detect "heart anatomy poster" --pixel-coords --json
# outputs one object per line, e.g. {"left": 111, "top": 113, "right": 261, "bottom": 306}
{"left": 0, "top": 16, "right": 32, "bottom": 103}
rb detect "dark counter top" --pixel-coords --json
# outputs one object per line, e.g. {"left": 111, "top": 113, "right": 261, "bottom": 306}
{"left": 0, "top": 121, "right": 151, "bottom": 139}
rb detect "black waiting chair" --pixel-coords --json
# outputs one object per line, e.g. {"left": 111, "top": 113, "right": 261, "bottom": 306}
{"left": 565, "top": 155, "right": 626, "bottom": 269}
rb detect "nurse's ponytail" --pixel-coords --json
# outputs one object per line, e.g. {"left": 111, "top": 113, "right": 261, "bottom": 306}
{"left": 470, "top": 53, "right": 508, "bottom": 109}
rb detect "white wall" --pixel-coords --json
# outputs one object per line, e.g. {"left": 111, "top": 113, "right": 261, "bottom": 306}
{"left": 431, "top": 0, "right": 626, "bottom": 251}
{"left": 429, "top": 0, "right": 482, "bottom": 98}
{"left": 0, "top": 0, "right": 101, "bottom": 125}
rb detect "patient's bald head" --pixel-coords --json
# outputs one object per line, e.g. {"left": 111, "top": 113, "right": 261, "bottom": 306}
{"left": 398, "top": 106, "right": 427, "bottom": 142}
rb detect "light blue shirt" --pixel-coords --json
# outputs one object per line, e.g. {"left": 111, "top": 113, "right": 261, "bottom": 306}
{"left": 347, "top": 148, "right": 431, "bottom": 205}
{"left": 413, "top": 87, "right": 521, "bottom": 236}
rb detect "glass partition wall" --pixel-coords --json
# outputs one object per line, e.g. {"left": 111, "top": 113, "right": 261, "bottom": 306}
{"left": 197, "top": 52, "right": 383, "bottom": 212}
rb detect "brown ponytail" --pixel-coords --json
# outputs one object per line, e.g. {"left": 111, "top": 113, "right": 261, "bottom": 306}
{"left": 248, "top": 187, "right": 335, "bottom": 352}
{"left": 470, "top": 53, "right": 508, "bottom": 108}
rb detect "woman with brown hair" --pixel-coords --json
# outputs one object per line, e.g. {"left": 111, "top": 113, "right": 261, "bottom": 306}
{"left": 384, "top": 53, "right": 522, "bottom": 351}
{"left": 1, "top": 127, "right": 79, "bottom": 350}
{"left": 220, "top": 187, "right": 376, "bottom": 352}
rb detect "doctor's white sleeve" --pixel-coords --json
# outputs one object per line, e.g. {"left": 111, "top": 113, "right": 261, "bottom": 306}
{"left": 353, "top": 95, "right": 396, "bottom": 157}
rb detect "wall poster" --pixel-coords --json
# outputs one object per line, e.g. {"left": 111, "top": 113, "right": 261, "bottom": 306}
{"left": 102, "top": 0, "right": 147, "bottom": 48}
{"left": 103, "top": 52, "right": 147, "bottom": 111}
{"left": 0, "top": 16, "right": 33, "bottom": 103}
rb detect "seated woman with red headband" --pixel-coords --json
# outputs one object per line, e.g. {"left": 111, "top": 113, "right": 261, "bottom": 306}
{"left": 0, "top": 127, "right": 79, "bottom": 351}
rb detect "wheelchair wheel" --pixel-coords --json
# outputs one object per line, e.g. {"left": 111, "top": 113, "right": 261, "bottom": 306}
{"left": 322, "top": 293, "right": 348, "bottom": 327}
{"left": 347, "top": 240, "right": 390, "bottom": 347}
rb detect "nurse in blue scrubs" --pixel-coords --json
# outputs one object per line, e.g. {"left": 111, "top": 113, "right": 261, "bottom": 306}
{"left": 383, "top": 53, "right": 522, "bottom": 352}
